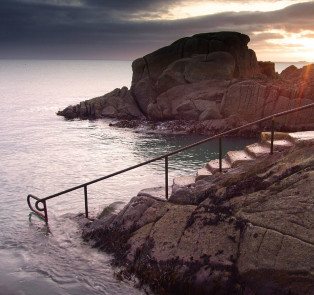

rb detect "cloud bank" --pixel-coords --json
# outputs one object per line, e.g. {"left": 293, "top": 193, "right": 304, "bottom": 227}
{"left": 1, "top": 0, "right": 313, "bottom": 60}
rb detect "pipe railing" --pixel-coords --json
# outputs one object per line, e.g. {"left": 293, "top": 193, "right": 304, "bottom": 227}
{"left": 27, "top": 103, "right": 314, "bottom": 223}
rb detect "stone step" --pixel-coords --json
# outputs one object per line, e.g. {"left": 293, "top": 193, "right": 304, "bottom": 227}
{"left": 226, "top": 150, "right": 255, "bottom": 168}
{"left": 206, "top": 158, "right": 231, "bottom": 174}
{"left": 287, "top": 131, "right": 314, "bottom": 147}
{"left": 261, "top": 131, "right": 290, "bottom": 141}
{"left": 172, "top": 175, "right": 196, "bottom": 193}
{"left": 137, "top": 186, "right": 172, "bottom": 199}
{"left": 196, "top": 167, "right": 213, "bottom": 181}
{"left": 246, "top": 142, "right": 271, "bottom": 158}
{"left": 264, "top": 139, "right": 294, "bottom": 151}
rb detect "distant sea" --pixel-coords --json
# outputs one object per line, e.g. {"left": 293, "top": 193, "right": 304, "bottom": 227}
{"left": 275, "top": 61, "right": 310, "bottom": 73}
{"left": 0, "top": 59, "right": 308, "bottom": 295}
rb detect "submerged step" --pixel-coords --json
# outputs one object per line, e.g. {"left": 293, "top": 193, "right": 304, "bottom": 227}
{"left": 226, "top": 150, "right": 255, "bottom": 168}
{"left": 206, "top": 158, "right": 231, "bottom": 174}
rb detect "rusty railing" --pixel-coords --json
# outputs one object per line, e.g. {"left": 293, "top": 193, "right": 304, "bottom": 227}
{"left": 27, "top": 103, "right": 314, "bottom": 223}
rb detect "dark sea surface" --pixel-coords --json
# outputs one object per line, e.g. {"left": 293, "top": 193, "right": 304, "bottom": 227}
{"left": 0, "top": 60, "right": 306, "bottom": 294}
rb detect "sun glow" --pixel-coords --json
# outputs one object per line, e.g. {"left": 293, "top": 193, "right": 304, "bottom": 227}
{"left": 265, "top": 30, "right": 314, "bottom": 62}
{"left": 164, "top": 0, "right": 309, "bottom": 20}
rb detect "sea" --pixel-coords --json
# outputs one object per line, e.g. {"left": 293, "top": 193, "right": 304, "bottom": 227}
{"left": 0, "top": 60, "right": 309, "bottom": 295}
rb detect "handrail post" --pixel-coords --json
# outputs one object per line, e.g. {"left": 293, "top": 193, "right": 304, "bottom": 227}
{"left": 84, "top": 185, "right": 88, "bottom": 218}
{"left": 165, "top": 156, "right": 169, "bottom": 200}
{"left": 270, "top": 116, "right": 276, "bottom": 155}
{"left": 219, "top": 136, "right": 222, "bottom": 173}
{"left": 43, "top": 200, "right": 48, "bottom": 224}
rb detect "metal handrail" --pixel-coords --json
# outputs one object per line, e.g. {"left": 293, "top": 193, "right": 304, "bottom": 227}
{"left": 27, "top": 102, "right": 314, "bottom": 223}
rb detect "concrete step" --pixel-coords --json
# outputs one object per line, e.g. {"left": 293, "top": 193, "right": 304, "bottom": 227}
{"left": 172, "top": 175, "right": 196, "bottom": 193}
{"left": 173, "top": 175, "right": 196, "bottom": 187}
{"left": 261, "top": 131, "right": 290, "bottom": 141}
{"left": 264, "top": 139, "right": 294, "bottom": 151}
{"left": 288, "top": 131, "right": 314, "bottom": 147}
{"left": 196, "top": 167, "right": 213, "bottom": 181}
{"left": 226, "top": 150, "right": 255, "bottom": 168}
{"left": 246, "top": 142, "right": 271, "bottom": 158}
{"left": 206, "top": 158, "right": 231, "bottom": 174}
{"left": 137, "top": 186, "right": 171, "bottom": 199}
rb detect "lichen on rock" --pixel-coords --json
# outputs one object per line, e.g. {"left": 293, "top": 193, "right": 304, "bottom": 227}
{"left": 82, "top": 144, "right": 314, "bottom": 294}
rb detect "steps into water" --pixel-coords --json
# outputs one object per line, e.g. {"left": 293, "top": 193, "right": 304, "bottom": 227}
{"left": 138, "top": 131, "right": 314, "bottom": 199}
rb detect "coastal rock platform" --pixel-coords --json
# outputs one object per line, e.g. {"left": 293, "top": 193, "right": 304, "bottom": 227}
{"left": 82, "top": 132, "right": 314, "bottom": 295}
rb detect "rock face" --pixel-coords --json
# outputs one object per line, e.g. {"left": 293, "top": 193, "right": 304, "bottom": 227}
{"left": 82, "top": 142, "right": 314, "bottom": 295}
{"left": 131, "top": 31, "right": 260, "bottom": 116}
{"left": 57, "top": 31, "right": 314, "bottom": 133}
{"left": 57, "top": 87, "right": 144, "bottom": 120}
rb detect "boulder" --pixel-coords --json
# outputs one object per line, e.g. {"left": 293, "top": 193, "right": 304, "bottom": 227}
{"left": 258, "top": 61, "right": 276, "bottom": 78}
{"left": 132, "top": 32, "right": 260, "bottom": 87}
{"left": 57, "top": 87, "right": 145, "bottom": 120}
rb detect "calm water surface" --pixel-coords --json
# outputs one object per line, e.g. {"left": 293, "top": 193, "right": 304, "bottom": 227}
{"left": 1, "top": 59, "right": 302, "bottom": 294}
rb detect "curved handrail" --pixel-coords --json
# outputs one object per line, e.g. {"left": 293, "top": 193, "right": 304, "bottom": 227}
{"left": 27, "top": 194, "right": 48, "bottom": 223}
{"left": 27, "top": 102, "right": 314, "bottom": 223}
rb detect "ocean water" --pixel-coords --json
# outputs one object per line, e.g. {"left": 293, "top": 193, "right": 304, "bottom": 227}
{"left": 275, "top": 61, "right": 310, "bottom": 73}
{"left": 0, "top": 59, "right": 304, "bottom": 295}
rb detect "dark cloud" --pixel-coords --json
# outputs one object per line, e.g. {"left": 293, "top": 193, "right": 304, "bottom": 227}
{"left": 0, "top": 0, "right": 313, "bottom": 59}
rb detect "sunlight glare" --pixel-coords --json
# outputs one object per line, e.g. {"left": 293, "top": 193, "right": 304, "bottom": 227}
{"left": 265, "top": 30, "right": 314, "bottom": 62}
{"left": 166, "top": 0, "right": 309, "bottom": 20}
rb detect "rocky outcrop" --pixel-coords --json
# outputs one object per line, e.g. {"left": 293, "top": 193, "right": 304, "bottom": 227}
{"left": 131, "top": 32, "right": 261, "bottom": 115}
{"left": 57, "top": 87, "right": 144, "bottom": 120}
{"left": 57, "top": 31, "right": 314, "bottom": 133}
{"left": 82, "top": 136, "right": 314, "bottom": 295}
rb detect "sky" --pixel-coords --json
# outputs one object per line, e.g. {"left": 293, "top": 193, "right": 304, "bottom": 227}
{"left": 1, "top": 0, "right": 313, "bottom": 61}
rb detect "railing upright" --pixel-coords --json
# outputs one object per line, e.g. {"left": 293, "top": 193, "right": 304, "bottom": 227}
{"left": 165, "top": 156, "right": 169, "bottom": 200}
{"left": 219, "top": 136, "right": 223, "bottom": 173}
{"left": 84, "top": 185, "right": 88, "bottom": 218}
{"left": 270, "top": 116, "right": 276, "bottom": 155}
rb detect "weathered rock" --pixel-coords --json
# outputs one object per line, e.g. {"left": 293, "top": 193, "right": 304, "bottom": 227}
{"left": 148, "top": 79, "right": 231, "bottom": 121}
{"left": 258, "top": 61, "right": 276, "bottom": 78}
{"left": 82, "top": 143, "right": 314, "bottom": 295}
{"left": 57, "top": 87, "right": 145, "bottom": 120}
{"left": 58, "top": 31, "right": 314, "bottom": 133}
{"left": 220, "top": 73, "right": 314, "bottom": 130}
{"left": 132, "top": 31, "right": 259, "bottom": 87}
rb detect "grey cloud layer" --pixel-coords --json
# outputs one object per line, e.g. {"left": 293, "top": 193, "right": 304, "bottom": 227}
{"left": 1, "top": 0, "right": 313, "bottom": 58}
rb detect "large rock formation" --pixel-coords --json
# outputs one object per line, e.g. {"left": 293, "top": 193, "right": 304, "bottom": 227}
{"left": 57, "top": 31, "right": 314, "bottom": 132}
{"left": 82, "top": 138, "right": 314, "bottom": 295}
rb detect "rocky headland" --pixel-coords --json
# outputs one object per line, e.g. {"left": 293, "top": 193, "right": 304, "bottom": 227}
{"left": 81, "top": 132, "right": 314, "bottom": 295}
{"left": 58, "top": 31, "right": 314, "bottom": 134}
